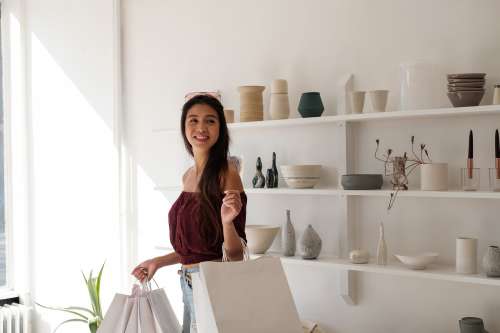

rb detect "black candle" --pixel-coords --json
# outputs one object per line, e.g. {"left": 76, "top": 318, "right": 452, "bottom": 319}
{"left": 468, "top": 130, "right": 473, "bottom": 159}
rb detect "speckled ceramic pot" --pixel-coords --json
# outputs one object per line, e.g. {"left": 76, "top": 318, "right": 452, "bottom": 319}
{"left": 482, "top": 245, "right": 500, "bottom": 277}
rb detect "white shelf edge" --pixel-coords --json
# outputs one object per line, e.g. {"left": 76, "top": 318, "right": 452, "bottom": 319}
{"left": 254, "top": 253, "right": 500, "bottom": 287}
{"left": 152, "top": 105, "right": 500, "bottom": 132}
{"left": 244, "top": 188, "right": 340, "bottom": 195}
{"left": 154, "top": 186, "right": 500, "bottom": 199}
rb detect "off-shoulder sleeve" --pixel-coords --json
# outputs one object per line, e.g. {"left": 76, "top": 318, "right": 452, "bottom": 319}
{"left": 232, "top": 192, "right": 247, "bottom": 242}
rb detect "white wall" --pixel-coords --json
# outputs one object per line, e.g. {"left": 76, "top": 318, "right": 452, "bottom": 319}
{"left": 123, "top": 1, "right": 500, "bottom": 332}
{"left": 3, "top": 0, "right": 122, "bottom": 332}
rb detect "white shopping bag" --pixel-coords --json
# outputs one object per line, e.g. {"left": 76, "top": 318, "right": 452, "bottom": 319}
{"left": 97, "top": 283, "right": 180, "bottom": 333}
{"left": 192, "top": 256, "right": 303, "bottom": 333}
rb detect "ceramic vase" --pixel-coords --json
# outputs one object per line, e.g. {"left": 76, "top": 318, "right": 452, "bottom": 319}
{"left": 301, "top": 224, "right": 322, "bottom": 259}
{"left": 238, "top": 85, "right": 265, "bottom": 122}
{"left": 252, "top": 157, "right": 265, "bottom": 188}
{"left": 376, "top": 222, "right": 387, "bottom": 265}
{"left": 298, "top": 92, "right": 324, "bottom": 118}
{"left": 271, "top": 152, "right": 278, "bottom": 188}
{"left": 482, "top": 245, "right": 500, "bottom": 277}
{"left": 266, "top": 168, "right": 274, "bottom": 188}
{"left": 269, "top": 79, "right": 290, "bottom": 120}
{"left": 420, "top": 163, "right": 448, "bottom": 191}
{"left": 400, "top": 62, "right": 445, "bottom": 110}
{"left": 456, "top": 237, "right": 477, "bottom": 274}
{"left": 282, "top": 209, "right": 296, "bottom": 257}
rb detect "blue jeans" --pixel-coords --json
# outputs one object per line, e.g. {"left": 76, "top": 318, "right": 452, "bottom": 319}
{"left": 180, "top": 267, "right": 199, "bottom": 333}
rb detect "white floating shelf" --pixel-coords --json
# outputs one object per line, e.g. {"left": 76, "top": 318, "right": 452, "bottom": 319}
{"left": 244, "top": 188, "right": 339, "bottom": 195}
{"left": 255, "top": 253, "right": 500, "bottom": 287}
{"left": 153, "top": 105, "right": 500, "bottom": 132}
{"left": 342, "top": 189, "right": 500, "bottom": 199}
{"left": 155, "top": 186, "right": 500, "bottom": 199}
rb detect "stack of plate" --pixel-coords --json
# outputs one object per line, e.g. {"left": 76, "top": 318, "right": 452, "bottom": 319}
{"left": 447, "top": 73, "right": 486, "bottom": 107}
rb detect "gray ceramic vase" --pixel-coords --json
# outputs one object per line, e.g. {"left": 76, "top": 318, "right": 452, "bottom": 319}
{"left": 482, "top": 245, "right": 500, "bottom": 277}
{"left": 282, "top": 209, "right": 296, "bottom": 257}
{"left": 300, "top": 224, "right": 322, "bottom": 259}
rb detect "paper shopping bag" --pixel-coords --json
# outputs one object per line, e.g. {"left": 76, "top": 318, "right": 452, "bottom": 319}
{"left": 97, "top": 284, "right": 180, "bottom": 333}
{"left": 192, "top": 256, "right": 303, "bottom": 333}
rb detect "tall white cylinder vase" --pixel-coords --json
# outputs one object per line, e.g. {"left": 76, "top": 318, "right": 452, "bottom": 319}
{"left": 456, "top": 237, "right": 478, "bottom": 274}
{"left": 269, "top": 79, "right": 290, "bottom": 120}
{"left": 420, "top": 163, "right": 448, "bottom": 191}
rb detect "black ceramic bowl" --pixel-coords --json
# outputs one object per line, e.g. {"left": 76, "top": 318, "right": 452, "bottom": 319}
{"left": 341, "top": 174, "right": 383, "bottom": 190}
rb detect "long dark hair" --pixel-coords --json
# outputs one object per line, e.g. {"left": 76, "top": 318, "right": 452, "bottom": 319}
{"left": 181, "top": 94, "right": 230, "bottom": 246}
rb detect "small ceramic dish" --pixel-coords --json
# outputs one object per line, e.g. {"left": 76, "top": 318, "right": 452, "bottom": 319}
{"left": 394, "top": 252, "right": 439, "bottom": 270}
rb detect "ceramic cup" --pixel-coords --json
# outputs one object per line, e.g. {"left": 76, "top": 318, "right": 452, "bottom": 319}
{"left": 349, "top": 91, "right": 366, "bottom": 114}
{"left": 368, "top": 90, "right": 389, "bottom": 112}
{"left": 420, "top": 163, "right": 448, "bottom": 191}
{"left": 456, "top": 237, "right": 478, "bottom": 274}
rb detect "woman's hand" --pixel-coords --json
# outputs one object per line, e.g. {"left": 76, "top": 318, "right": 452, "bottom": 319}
{"left": 131, "top": 258, "right": 159, "bottom": 283}
{"left": 221, "top": 190, "right": 242, "bottom": 225}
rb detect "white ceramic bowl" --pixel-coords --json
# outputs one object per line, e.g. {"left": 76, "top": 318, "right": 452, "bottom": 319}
{"left": 394, "top": 252, "right": 439, "bottom": 270}
{"left": 280, "top": 165, "right": 322, "bottom": 188}
{"left": 245, "top": 225, "right": 280, "bottom": 254}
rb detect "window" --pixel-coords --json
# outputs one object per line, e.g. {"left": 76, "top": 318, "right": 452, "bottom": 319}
{"left": 0, "top": 2, "right": 6, "bottom": 287}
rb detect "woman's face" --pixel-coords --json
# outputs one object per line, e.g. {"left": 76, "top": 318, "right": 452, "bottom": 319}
{"left": 185, "top": 104, "right": 220, "bottom": 152}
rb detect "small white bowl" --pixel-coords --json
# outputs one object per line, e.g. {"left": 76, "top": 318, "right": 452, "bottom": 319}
{"left": 394, "top": 252, "right": 439, "bottom": 270}
{"left": 245, "top": 225, "right": 280, "bottom": 254}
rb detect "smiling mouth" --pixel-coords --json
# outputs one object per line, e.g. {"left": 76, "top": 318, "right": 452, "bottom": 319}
{"left": 193, "top": 135, "right": 209, "bottom": 143}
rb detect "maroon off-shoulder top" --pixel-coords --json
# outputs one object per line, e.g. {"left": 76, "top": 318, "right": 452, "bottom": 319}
{"left": 168, "top": 191, "right": 247, "bottom": 265}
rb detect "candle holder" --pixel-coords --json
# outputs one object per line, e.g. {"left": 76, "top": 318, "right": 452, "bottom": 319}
{"left": 489, "top": 168, "right": 500, "bottom": 192}
{"left": 461, "top": 168, "right": 480, "bottom": 191}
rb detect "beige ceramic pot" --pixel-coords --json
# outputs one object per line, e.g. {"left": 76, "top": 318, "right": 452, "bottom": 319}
{"left": 238, "top": 85, "right": 265, "bottom": 122}
{"left": 224, "top": 109, "right": 234, "bottom": 123}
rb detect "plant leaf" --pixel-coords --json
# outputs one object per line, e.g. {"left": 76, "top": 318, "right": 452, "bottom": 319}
{"left": 65, "top": 306, "right": 96, "bottom": 317}
{"left": 53, "top": 318, "right": 88, "bottom": 333}
{"left": 95, "top": 262, "right": 105, "bottom": 319}
{"left": 35, "top": 302, "right": 90, "bottom": 320}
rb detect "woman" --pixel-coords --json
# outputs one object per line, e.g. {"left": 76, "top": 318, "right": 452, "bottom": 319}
{"left": 131, "top": 94, "right": 247, "bottom": 332}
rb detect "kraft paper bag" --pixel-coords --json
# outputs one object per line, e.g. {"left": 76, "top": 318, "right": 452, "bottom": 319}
{"left": 192, "top": 256, "right": 303, "bottom": 333}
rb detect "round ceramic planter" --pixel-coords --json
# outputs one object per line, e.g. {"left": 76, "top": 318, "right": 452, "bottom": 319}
{"left": 420, "top": 163, "right": 448, "bottom": 191}
{"left": 298, "top": 92, "right": 324, "bottom": 118}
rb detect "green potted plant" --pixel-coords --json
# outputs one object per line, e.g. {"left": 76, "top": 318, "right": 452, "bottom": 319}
{"left": 36, "top": 262, "right": 105, "bottom": 333}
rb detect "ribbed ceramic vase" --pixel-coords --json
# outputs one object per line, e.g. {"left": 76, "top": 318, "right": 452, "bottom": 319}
{"left": 298, "top": 92, "right": 324, "bottom": 118}
{"left": 238, "top": 85, "right": 265, "bottom": 122}
{"left": 482, "top": 245, "right": 500, "bottom": 277}
{"left": 282, "top": 209, "right": 296, "bottom": 257}
{"left": 269, "top": 79, "right": 290, "bottom": 120}
{"left": 300, "top": 224, "right": 322, "bottom": 259}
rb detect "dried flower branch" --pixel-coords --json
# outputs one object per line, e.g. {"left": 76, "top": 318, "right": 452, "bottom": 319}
{"left": 375, "top": 135, "right": 433, "bottom": 211}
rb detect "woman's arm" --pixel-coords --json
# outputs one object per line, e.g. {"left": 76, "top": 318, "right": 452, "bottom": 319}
{"left": 131, "top": 251, "right": 181, "bottom": 282}
{"left": 220, "top": 164, "right": 245, "bottom": 261}
{"left": 154, "top": 251, "right": 182, "bottom": 267}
